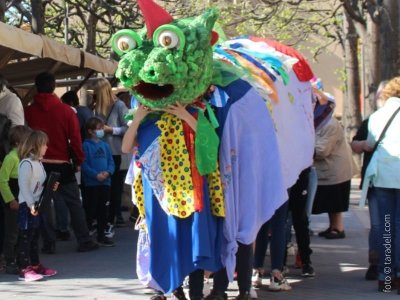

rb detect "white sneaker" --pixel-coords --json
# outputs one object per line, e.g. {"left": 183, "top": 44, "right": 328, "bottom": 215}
{"left": 250, "top": 287, "right": 258, "bottom": 298}
{"left": 104, "top": 223, "right": 115, "bottom": 238}
{"left": 268, "top": 270, "right": 292, "bottom": 291}
{"left": 252, "top": 269, "right": 262, "bottom": 288}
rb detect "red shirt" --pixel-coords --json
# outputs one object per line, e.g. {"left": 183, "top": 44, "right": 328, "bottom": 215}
{"left": 25, "top": 93, "right": 84, "bottom": 165}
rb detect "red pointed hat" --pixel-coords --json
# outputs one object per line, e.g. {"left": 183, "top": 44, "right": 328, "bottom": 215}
{"left": 137, "top": 0, "right": 174, "bottom": 39}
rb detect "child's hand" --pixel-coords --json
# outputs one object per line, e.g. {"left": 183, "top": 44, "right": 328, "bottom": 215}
{"left": 9, "top": 199, "right": 19, "bottom": 211}
{"left": 52, "top": 181, "right": 60, "bottom": 192}
{"left": 30, "top": 206, "right": 38, "bottom": 216}
{"left": 96, "top": 172, "right": 106, "bottom": 182}
{"left": 101, "top": 171, "right": 109, "bottom": 179}
{"left": 104, "top": 125, "right": 113, "bottom": 134}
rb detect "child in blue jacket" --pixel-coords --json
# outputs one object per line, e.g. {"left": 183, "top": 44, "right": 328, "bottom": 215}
{"left": 82, "top": 117, "right": 115, "bottom": 246}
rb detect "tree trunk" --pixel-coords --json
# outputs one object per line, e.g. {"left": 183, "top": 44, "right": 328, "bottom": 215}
{"left": 362, "top": 11, "right": 380, "bottom": 116}
{"left": 0, "top": 0, "right": 5, "bottom": 22}
{"left": 343, "top": 9, "right": 362, "bottom": 143}
{"left": 83, "top": 2, "right": 98, "bottom": 54}
{"left": 380, "top": 0, "right": 399, "bottom": 80}
{"left": 31, "top": 0, "right": 45, "bottom": 34}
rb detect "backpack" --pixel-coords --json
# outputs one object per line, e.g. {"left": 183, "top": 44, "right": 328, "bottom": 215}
{"left": 0, "top": 113, "right": 11, "bottom": 163}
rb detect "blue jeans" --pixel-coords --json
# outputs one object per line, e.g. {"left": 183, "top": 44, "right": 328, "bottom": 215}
{"left": 254, "top": 201, "right": 289, "bottom": 271}
{"left": 367, "top": 188, "right": 379, "bottom": 265}
{"left": 374, "top": 187, "right": 400, "bottom": 280}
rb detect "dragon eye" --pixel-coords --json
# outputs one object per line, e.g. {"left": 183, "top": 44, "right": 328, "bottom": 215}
{"left": 153, "top": 25, "right": 185, "bottom": 52}
{"left": 158, "top": 31, "right": 179, "bottom": 49}
{"left": 118, "top": 37, "right": 136, "bottom": 51}
{"left": 111, "top": 30, "right": 142, "bottom": 56}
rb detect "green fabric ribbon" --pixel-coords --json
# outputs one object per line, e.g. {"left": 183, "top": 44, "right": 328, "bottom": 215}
{"left": 195, "top": 110, "right": 219, "bottom": 175}
{"left": 205, "top": 101, "right": 219, "bottom": 129}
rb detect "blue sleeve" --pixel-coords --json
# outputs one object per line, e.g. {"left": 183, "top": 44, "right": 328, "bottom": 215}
{"left": 82, "top": 142, "right": 99, "bottom": 179}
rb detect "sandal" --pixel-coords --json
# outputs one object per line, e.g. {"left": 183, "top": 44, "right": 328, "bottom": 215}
{"left": 325, "top": 229, "right": 345, "bottom": 239}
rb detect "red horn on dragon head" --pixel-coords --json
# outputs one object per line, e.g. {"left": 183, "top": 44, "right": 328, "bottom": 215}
{"left": 137, "top": 0, "right": 174, "bottom": 39}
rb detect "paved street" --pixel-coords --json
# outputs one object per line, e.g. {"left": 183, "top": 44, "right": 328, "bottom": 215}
{"left": 0, "top": 179, "right": 398, "bottom": 299}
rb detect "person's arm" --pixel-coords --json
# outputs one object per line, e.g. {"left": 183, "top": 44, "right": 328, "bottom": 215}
{"left": 104, "top": 101, "right": 129, "bottom": 136}
{"left": 0, "top": 154, "right": 17, "bottom": 205}
{"left": 121, "top": 105, "right": 151, "bottom": 154}
{"left": 314, "top": 120, "right": 341, "bottom": 159}
{"left": 351, "top": 119, "right": 372, "bottom": 153}
{"left": 81, "top": 143, "right": 100, "bottom": 180}
{"left": 8, "top": 92, "right": 24, "bottom": 126}
{"left": 163, "top": 102, "right": 197, "bottom": 131}
{"left": 18, "top": 160, "right": 35, "bottom": 209}
{"left": 351, "top": 140, "right": 373, "bottom": 153}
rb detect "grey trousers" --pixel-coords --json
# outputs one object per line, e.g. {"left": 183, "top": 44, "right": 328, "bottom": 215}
{"left": 41, "top": 182, "right": 91, "bottom": 245}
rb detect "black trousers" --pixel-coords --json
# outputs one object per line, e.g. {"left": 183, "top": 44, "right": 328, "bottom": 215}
{"left": 212, "top": 242, "right": 253, "bottom": 295}
{"left": 3, "top": 205, "right": 18, "bottom": 264}
{"left": 17, "top": 228, "right": 40, "bottom": 269}
{"left": 83, "top": 185, "right": 110, "bottom": 241}
{"left": 108, "top": 155, "right": 122, "bottom": 224}
{"left": 288, "top": 167, "right": 312, "bottom": 265}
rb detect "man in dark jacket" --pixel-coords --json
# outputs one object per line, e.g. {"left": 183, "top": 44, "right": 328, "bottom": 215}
{"left": 25, "top": 72, "right": 98, "bottom": 252}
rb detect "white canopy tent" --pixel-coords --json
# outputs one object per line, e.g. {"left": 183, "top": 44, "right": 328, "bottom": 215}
{"left": 0, "top": 21, "right": 118, "bottom": 101}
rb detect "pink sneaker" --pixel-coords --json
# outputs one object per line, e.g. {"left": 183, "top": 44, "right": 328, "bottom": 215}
{"left": 19, "top": 267, "right": 43, "bottom": 282}
{"left": 34, "top": 263, "right": 57, "bottom": 277}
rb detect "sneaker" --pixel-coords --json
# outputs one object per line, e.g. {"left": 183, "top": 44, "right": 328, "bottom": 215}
{"left": 301, "top": 264, "right": 315, "bottom": 277}
{"left": 250, "top": 287, "right": 258, "bottom": 299}
{"left": 365, "top": 264, "right": 378, "bottom": 280}
{"left": 89, "top": 228, "right": 97, "bottom": 236}
{"left": 104, "top": 223, "right": 115, "bottom": 238}
{"left": 286, "top": 242, "right": 296, "bottom": 256}
{"left": 98, "top": 237, "right": 115, "bottom": 247}
{"left": 268, "top": 270, "right": 292, "bottom": 291}
{"left": 5, "top": 262, "right": 20, "bottom": 275}
{"left": 252, "top": 270, "right": 262, "bottom": 288}
{"left": 172, "top": 287, "right": 187, "bottom": 300}
{"left": 150, "top": 294, "right": 167, "bottom": 300}
{"left": 282, "top": 265, "right": 290, "bottom": 275}
{"left": 34, "top": 263, "right": 57, "bottom": 277}
{"left": 77, "top": 240, "right": 99, "bottom": 252}
{"left": 18, "top": 267, "right": 43, "bottom": 282}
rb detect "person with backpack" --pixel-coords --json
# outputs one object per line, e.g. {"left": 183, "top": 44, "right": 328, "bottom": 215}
{"left": 0, "top": 126, "right": 32, "bottom": 274}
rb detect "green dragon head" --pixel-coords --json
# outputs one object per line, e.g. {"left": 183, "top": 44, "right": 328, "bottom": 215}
{"left": 111, "top": 0, "right": 218, "bottom": 109}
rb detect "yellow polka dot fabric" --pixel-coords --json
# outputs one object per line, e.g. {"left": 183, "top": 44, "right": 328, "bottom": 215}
{"left": 208, "top": 166, "right": 225, "bottom": 217}
{"left": 156, "top": 113, "right": 195, "bottom": 218}
{"left": 133, "top": 171, "right": 146, "bottom": 218}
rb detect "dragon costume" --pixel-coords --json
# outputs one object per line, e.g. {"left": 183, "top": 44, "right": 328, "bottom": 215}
{"left": 112, "top": 0, "right": 315, "bottom": 293}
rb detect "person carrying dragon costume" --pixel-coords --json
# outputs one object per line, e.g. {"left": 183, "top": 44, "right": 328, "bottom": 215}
{"left": 116, "top": 1, "right": 315, "bottom": 299}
